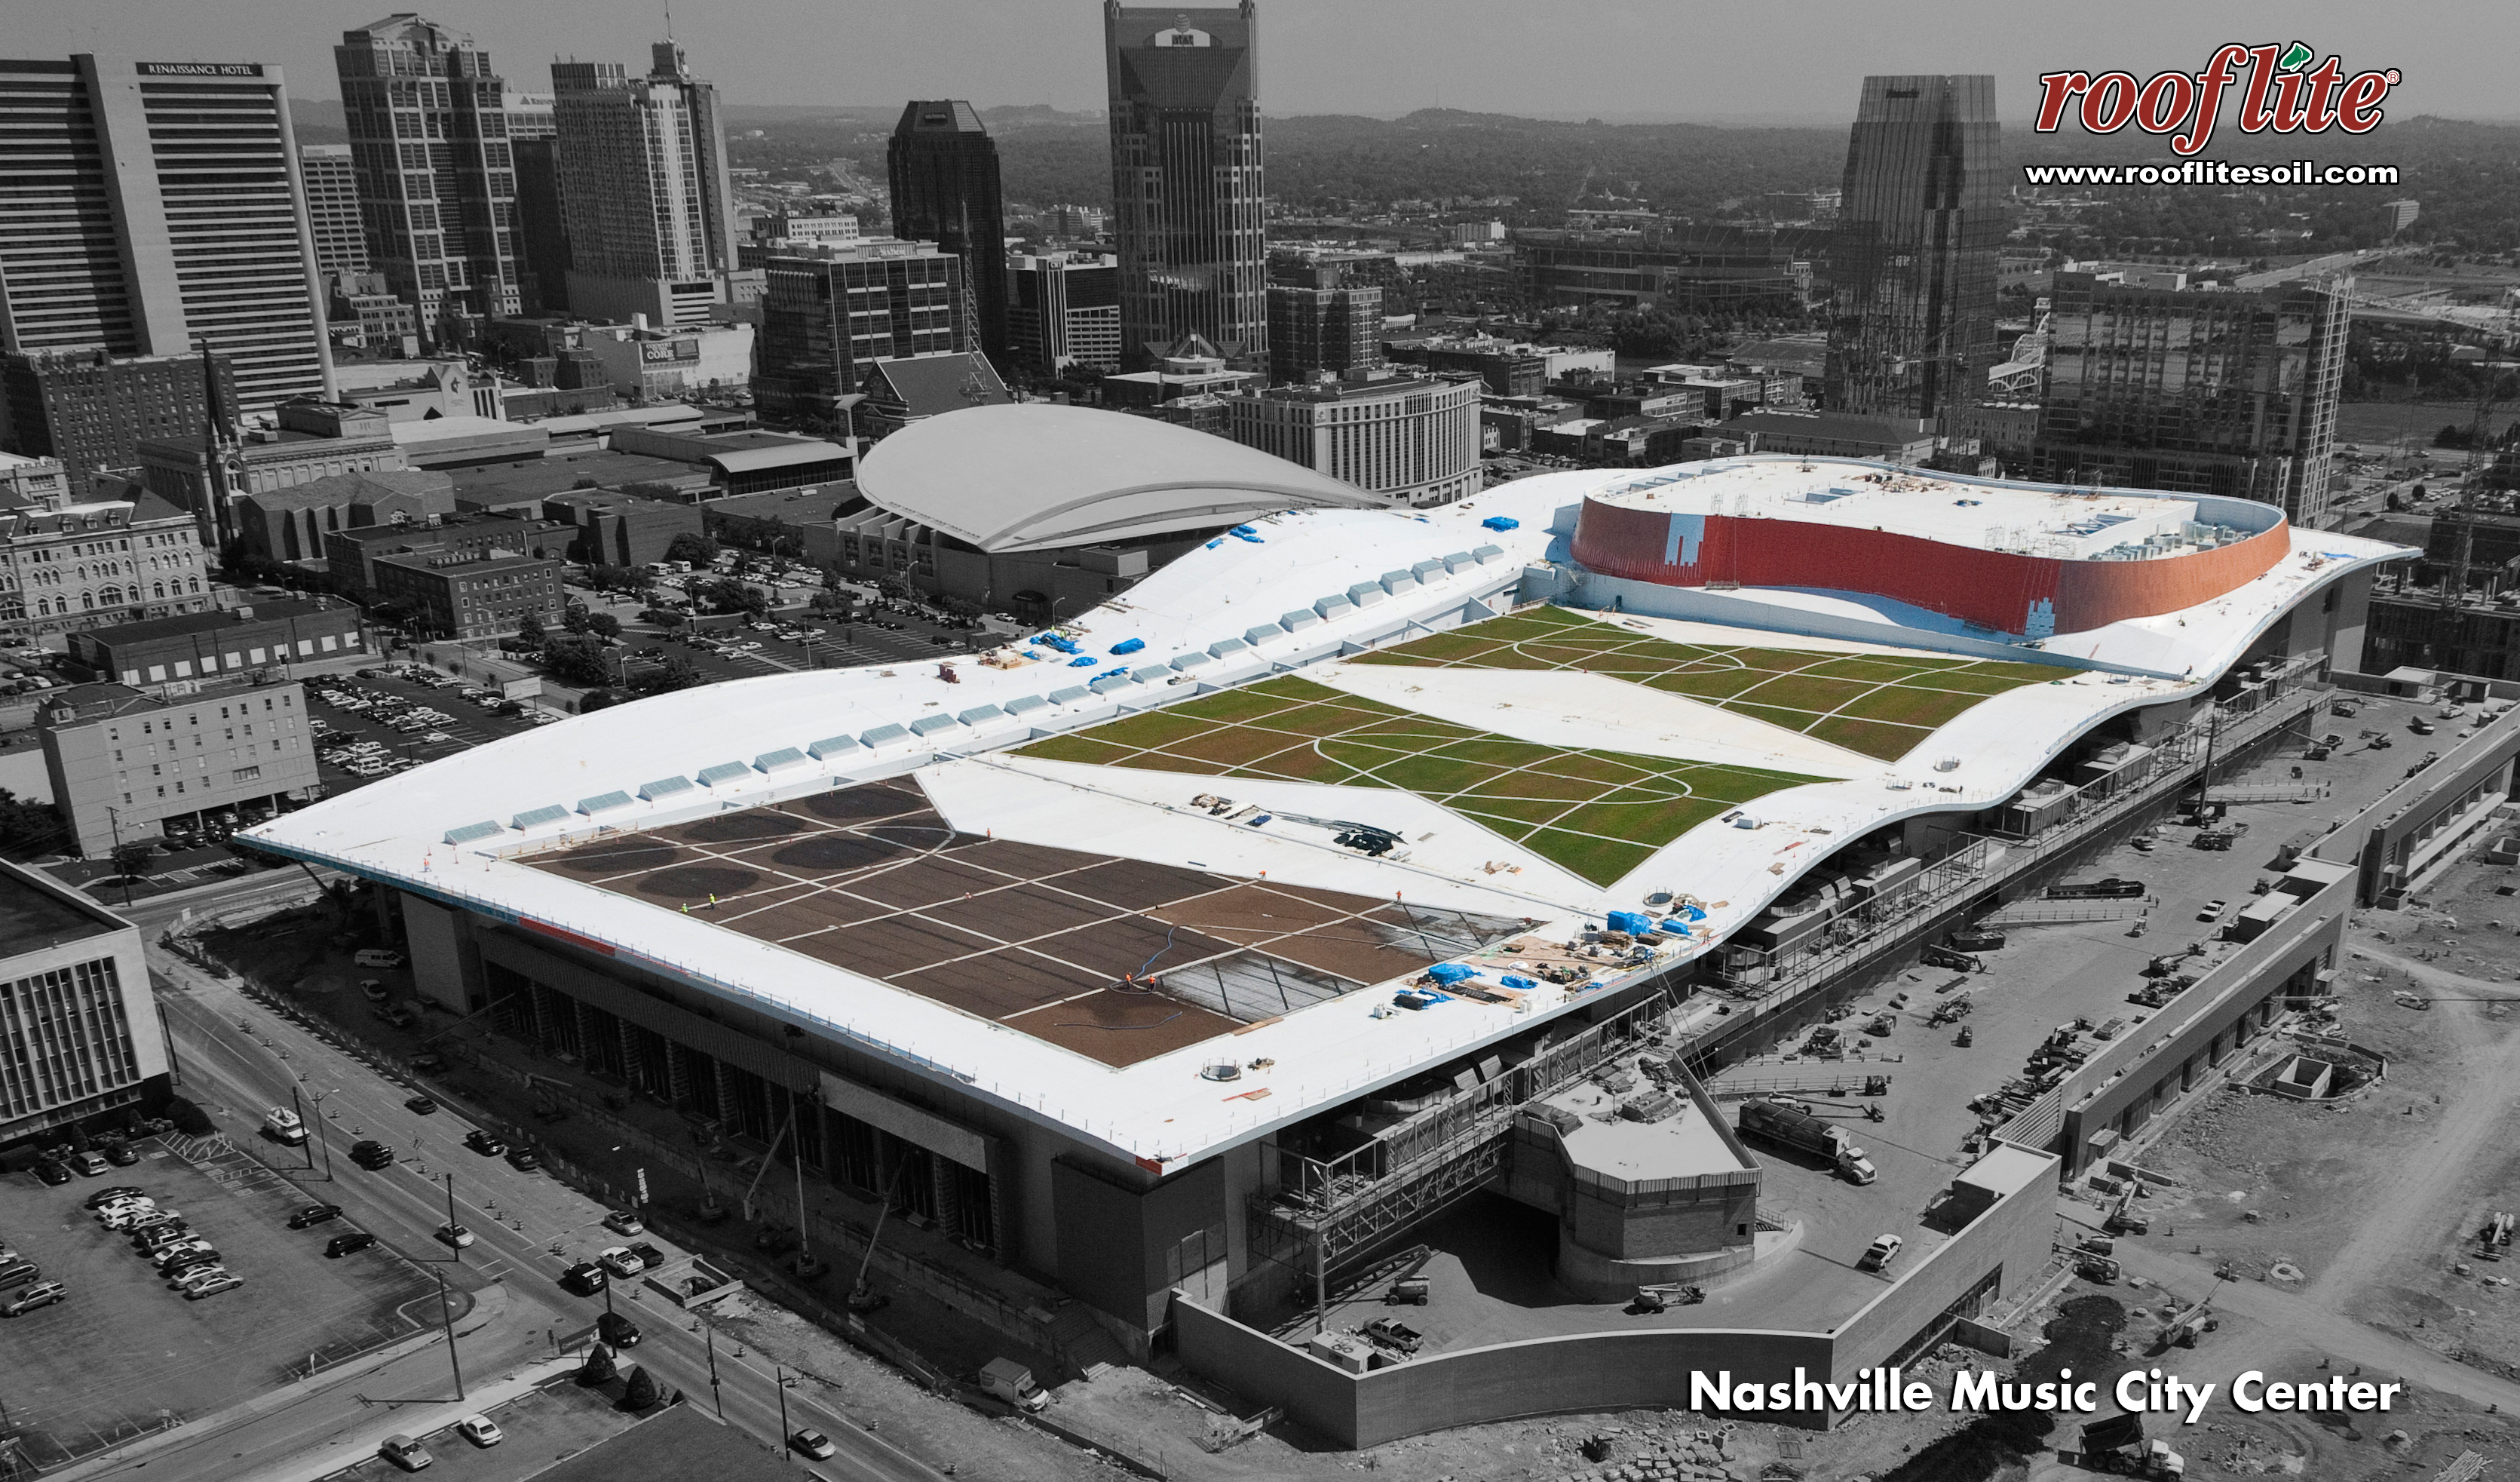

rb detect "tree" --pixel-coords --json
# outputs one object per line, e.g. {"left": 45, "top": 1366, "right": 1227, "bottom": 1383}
{"left": 664, "top": 532, "right": 719, "bottom": 566}
{"left": 587, "top": 612, "right": 621, "bottom": 640}
{"left": 66, "top": 1121, "right": 91, "bottom": 1152}
{"left": 0, "top": 787, "right": 66, "bottom": 851}
{"left": 540, "top": 634, "right": 613, "bottom": 689}
{"left": 164, "top": 1095, "right": 213, "bottom": 1135}
{"left": 110, "top": 840, "right": 155, "bottom": 878}
{"left": 561, "top": 602, "right": 592, "bottom": 636}
{"left": 641, "top": 608, "right": 688, "bottom": 629}
{"left": 515, "top": 613, "right": 547, "bottom": 650}
{"left": 578, "top": 1342, "right": 618, "bottom": 1385}
{"left": 620, "top": 1364, "right": 661, "bottom": 1410}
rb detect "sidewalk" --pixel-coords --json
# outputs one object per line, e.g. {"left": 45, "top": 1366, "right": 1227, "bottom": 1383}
{"left": 46, "top": 1284, "right": 530, "bottom": 1482}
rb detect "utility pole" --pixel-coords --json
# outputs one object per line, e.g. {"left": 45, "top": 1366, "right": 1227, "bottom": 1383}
{"left": 705, "top": 1323, "right": 724, "bottom": 1418}
{"left": 291, "top": 1084, "right": 314, "bottom": 1173}
{"left": 434, "top": 1269, "right": 465, "bottom": 1401}
{"left": 443, "top": 1172, "right": 461, "bottom": 1265}
{"left": 775, "top": 1364, "right": 791, "bottom": 1442}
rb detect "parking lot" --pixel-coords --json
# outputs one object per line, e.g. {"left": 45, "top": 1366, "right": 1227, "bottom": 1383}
{"left": 314, "top": 1378, "right": 633, "bottom": 1482}
{"left": 307, "top": 666, "right": 553, "bottom": 788}
{"left": 0, "top": 1138, "right": 442, "bottom": 1469}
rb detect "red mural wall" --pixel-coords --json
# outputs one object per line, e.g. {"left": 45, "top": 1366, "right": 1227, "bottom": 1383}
{"left": 1570, "top": 499, "right": 2289, "bottom": 636}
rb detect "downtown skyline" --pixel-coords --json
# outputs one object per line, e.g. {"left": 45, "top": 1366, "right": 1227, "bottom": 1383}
{"left": 14, "top": 0, "right": 2514, "bottom": 124}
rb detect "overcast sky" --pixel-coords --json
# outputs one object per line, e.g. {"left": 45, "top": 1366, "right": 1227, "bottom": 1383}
{"left": 19, "top": 1, "right": 2511, "bottom": 123}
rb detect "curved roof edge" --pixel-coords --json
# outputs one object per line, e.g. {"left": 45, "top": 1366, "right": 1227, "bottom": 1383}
{"left": 856, "top": 400, "right": 1381, "bottom": 553}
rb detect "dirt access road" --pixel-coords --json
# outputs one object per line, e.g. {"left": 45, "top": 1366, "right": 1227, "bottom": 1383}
{"left": 2306, "top": 944, "right": 2520, "bottom": 1313}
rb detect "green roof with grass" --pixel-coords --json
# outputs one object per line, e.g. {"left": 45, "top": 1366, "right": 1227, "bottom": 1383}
{"left": 1016, "top": 673, "right": 1820, "bottom": 885}
{"left": 1349, "top": 606, "right": 2057, "bottom": 761}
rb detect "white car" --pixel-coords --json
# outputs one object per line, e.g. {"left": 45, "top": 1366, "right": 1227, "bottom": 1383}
{"left": 183, "top": 1273, "right": 244, "bottom": 1299}
{"left": 602, "top": 1210, "right": 644, "bottom": 1236}
{"left": 436, "top": 1223, "right": 475, "bottom": 1250}
{"left": 596, "top": 1244, "right": 642, "bottom": 1279}
{"left": 2197, "top": 899, "right": 2228, "bottom": 922}
{"left": 455, "top": 1415, "right": 502, "bottom": 1447}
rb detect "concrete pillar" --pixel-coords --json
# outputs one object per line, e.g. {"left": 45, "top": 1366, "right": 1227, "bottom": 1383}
{"left": 713, "top": 1057, "right": 734, "bottom": 1125}
{"left": 2181, "top": 1054, "right": 2200, "bottom": 1091}
{"left": 618, "top": 1017, "right": 639, "bottom": 1089}
{"left": 664, "top": 1042, "right": 693, "bottom": 1106}
{"left": 2207, "top": 1030, "right": 2228, "bottom": 1066}
{"left": 572, "top": 998, "right": 596, "bottom": 1062}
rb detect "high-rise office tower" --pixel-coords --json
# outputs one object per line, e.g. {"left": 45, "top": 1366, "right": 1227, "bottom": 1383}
{"left": 1265, "top": 275, "right": 1381, "bottom": 384}
{"left": 549, "top": 41, "right": 739, "bottom": 328}
{"left": 298, "top": 144, "right": 370, "bottom": 278}
{"left": 753, "top": 238, "right": 970, "bottom": 431}
{"left": 1823, "top": 75, "right": 2001, "bottom": 424}
{"left": 1006, "top": 253, "right": 1121, "bottom": 374}
{"left": 1103, "top": 2, "right": 1267, "bottom": 370}
{"left": 888, "top": 102, "right": 1008, "bottom": 368}
{"left": 0, "top": 56, "right": 332, "bottom": 414}
{"left": 2030, "top": 272, "right": 2347, "bottom": 527}
{"left": 335, "top": 15, "right": 524, "bottom": 340}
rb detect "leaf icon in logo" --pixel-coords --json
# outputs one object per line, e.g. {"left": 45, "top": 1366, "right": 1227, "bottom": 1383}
{"left": 2277, "top": 41, "right": 2315, "bottom": 71}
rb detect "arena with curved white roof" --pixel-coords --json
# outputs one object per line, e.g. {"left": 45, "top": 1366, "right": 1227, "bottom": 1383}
{"left": 244, "top": 440, "right": 2414, "bottom": 1433}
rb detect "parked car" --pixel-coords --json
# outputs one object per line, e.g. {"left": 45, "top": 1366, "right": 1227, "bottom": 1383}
{"left": 100, "top": 1140, "right": 139, "bottom": 1167}
{"left": 403, "top": 1096, "right": 438, "bottom": 1116}
{"left": 82, "top": 1186, "right": 147, "bottom": 1210}
{"left": 0, "top": 1261, "right": 39, "bottom": 1289}
{"left": 597, "top": 1309, "right": 641, "bottom": 1347}
{"left": 435, "top": 1224, "right": 474, "bottom": 1250}
{"left": 350, "top": 1140, "right": 396, "bottom": 1170}
{"left": 560, "top": 1261, "right": 608, "bottom": 1296}
{"left": 789, "top": 1429, "right": 837, "bottom": 1461}
{"left": 2197, "top": 899, "right": 2229, "bottom": 922}
{"left": 326, "top": 1231, "right": 379, "bottom": 1258}
{"left": 32, "top": 1161, "right": 70, "bottom": 1186}
{"left": 2, "top": 1281, "right": 67, "bottom": 1316}
{"left": 602, "top": 1210, "right": 644, "bottom": 1236}
{"left": 462, "top": 1130, "right": 507, "bottom": 1157}
{"left": 168, "top": 1262, "right": 229, "bottom": 1290}
{"left": 627, "top": 1241, "right": 664, "bottom": 1270}
{"left": 504, "top": 1146, "right": 541, "bottom": 1172}
{"left": 453, "top": 1415, "right": 502, "bottom": 1447}
{"left": 161, "top": 1253, "right": 224, "bottom": 1282}
{"left": 360, "top": 980, "right": 391, "bottom": 1003}
{"left": 1858, "top": 1234, "right": 1905, "bottom": 1272}
{"left": 287, "top": 1203, "right": 343, "bottom": 1229}
{"left": 596, "top": 1245, "right": 642, "bottom": 1279}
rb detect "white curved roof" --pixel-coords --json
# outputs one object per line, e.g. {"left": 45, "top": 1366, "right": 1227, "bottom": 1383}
{"left": 854, "top": 402, "right": 1381, "bottom": 552}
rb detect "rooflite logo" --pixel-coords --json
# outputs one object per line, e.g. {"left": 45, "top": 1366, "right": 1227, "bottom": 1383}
{"left": 2034, "top": 43, "right": 2402, "bottom": 158}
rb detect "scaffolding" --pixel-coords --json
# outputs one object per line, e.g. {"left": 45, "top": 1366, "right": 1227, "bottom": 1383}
{"left": 1248, "top": 989, "right": 1680, "bottom": 1299}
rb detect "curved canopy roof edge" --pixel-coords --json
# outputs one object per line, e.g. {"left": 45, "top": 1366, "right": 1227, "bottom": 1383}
{"left": 854, "top": 401, "right": 1383, "bottom": 553}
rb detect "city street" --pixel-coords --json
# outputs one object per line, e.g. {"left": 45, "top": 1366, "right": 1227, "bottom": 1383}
{"left": 104, "top": 903, "right": 948, "bottom": 1482}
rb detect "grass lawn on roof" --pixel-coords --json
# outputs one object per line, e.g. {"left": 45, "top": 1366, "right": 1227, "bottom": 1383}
{"left": 1350, "top": 605, "right": 2054, "bottom": 761}
{"left": 1012, "top": 674, "right": 1816, "bottom": 886}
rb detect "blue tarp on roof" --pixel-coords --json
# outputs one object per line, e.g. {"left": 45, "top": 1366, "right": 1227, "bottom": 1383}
{"left": 1481, "top": 515, "right": 1520, "bottom": 531}
{"left": 1427, "top": 963, "right": 1476, "bottom": 985}
{"left": 1110, "top": 637, "right": 1146, "bottom": 655}
{"left": 1036, "top": 633, "right": 1080, "bottom": 653}
{"left": 1069, "top": 655, "right": 1098, "bottom": 667}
